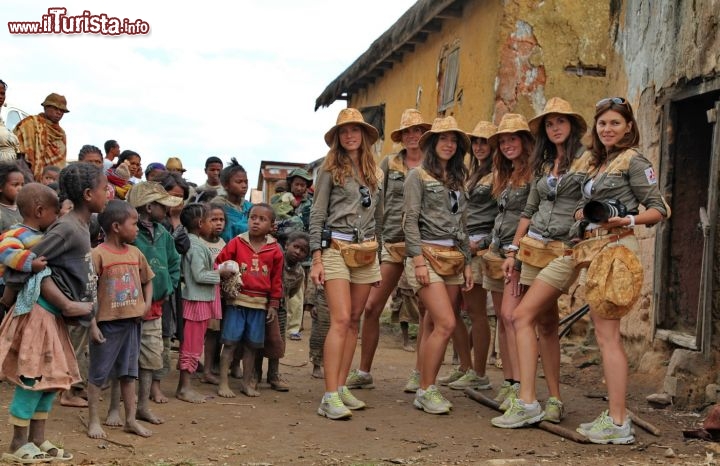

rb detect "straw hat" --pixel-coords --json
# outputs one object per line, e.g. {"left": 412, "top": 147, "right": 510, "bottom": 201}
{"left": 165, "top": 157, "right": 186, "bottom": 173}
{"left": 390, "top": 109, "right": 431, "bottom": 143}
{"left": 466, "top": 120, "right": 498, "bottom": 141}
{"left": 528, "top": 97, "right": 587, "bottom": 135}
{"left": 41, "top": 93, "right": 69, "bottom": 112}
{"left": 324, "top": 108, "right": 379, "bottom": 147}
{"left": 487, "top": 113, "right": 531, "bottom": 146}
{"left": 585, "top": 245, "right": 644, "bottom": 320}
{"left": 418, "top": 116, "right": 471, "bottom": 151}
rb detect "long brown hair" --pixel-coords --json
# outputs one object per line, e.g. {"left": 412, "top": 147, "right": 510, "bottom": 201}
{"left": 532, "top": 116, "right": 585, "bottom": 176}
{"left": 322, "top": 126, "right": 379, "bottom": 191}
{"left": 590, "top": 99, "right": 640, "bottom": 167}
{"left": 467, "top": 137, "right": 493, "bottom": 189}
{"left": 421, "top": 132, "right": 468, "bottom": 191}
{"left": 491, "top": 132, "right": 535, "bottom": 197}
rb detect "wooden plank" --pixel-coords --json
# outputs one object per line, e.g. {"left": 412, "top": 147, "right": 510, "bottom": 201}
{"left": 655, "top": 329, "right": 698, "bottom": 350}
{"left": 654, "top": 102, "right": 674, "bottom": 331}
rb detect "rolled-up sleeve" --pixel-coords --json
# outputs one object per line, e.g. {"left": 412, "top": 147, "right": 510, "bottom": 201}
{"left": 629, "top": 155, "right": 668, "bottom": 216}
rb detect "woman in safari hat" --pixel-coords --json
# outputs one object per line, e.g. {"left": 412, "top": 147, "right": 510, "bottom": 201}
{"left": 439, "top": 120, "right": 498, "bottom": 393}
{"left": 491, "top": 97, "right": 592, "bottom": 429}
{"left": 345, "top": 109, "right": 431, "bottom": 393}
{"left": 480, "top": 113, "right": 534, "bottom": 418}
{"left": 403, "top": 115, "right": 472, "bottom": 415}
{"left": 309, "top": 108, "right": 383, "bottom": 420}
{"left": 571, "top": 98, "right": 668, "bottom": 444}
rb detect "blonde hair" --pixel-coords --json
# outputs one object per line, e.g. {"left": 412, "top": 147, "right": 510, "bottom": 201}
{"left": 322, "top": 127, "right": 379, "bottom": 191}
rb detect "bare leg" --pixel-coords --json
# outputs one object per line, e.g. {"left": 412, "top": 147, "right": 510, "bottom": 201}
{"left": 358, "top": 263, "right": 403, "bottom": 372}
{"left": 149, "top": 379, "right": 168, "bottom": 404}
{"left": 176, "top": 370, "right": 207, "bottom": 403}
{"left": 492, "top": 291, "right": 513, "bottom": 380}
{"left": 9, "top": 425, "right": 28, "bottom": 453}
{"left": 416, "top": 283, "right": 460, "bottom": 389}
{"left": 401, "top": 322, "right": 414, "bottom": 351}
{"left": 202, "top": 330, "right": 220, "bottom": 384}
{"left": 136, "top": 369, "right": 164, "bottom": 424}
{"left": 412, "top": 300, "right": 426, "bottom": 372}
{"left": 464, "top": 285, "right": 490, "bottom": 376}
{"left": 450, "top": 306, "right": 472, "bottom": 372}
{"left": 218, "top": 343, "right": 237, "bottom": 398}
{"left": 499, "top": 284, "right": 524, "bottom": 381}
{"left": 230, "top": 345, "right": 243, "bottom": 379}
{"left": 120, "top": 377, "right": 151, "bottom": 437}
{"left": 322, "top": 279, "right": 354, "bottom": 392}
{"left": 104, "top": 379, "right": 123, "bottom": 427}
{"left": 87, "top": 383, "right": 107, "bottom": 438}
{"left": 239, "top": 346, "right": 260, "bottom": 397}
{"left": 27, "top": 419, "right": 46, "bottom": 449}
{"left": 536, "top": 303, "right": 561, "bottom": 399}
{"left": 338, "top": 283, "right": 372, "bottom": 386}
{"left": 593, "top": 315, "right": 628, "bottom": 424}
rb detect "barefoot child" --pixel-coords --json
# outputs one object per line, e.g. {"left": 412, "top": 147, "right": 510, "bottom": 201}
{"left": 216, "top": 203, "right": 283, "bottom": 398}
{"left": 176, "top": 203, "right": 230, "bottom": 402}
{"left": 87, "top": 200, "right": 154, "bottom": 439}
{"left": 200, "top": 205, "right": 226, "bottom": 385}
{"left": 126, "top": 181, "right": 182, "bottom": 424}
{"left": 0, "top": 163, "right": 107, "bottom": 463}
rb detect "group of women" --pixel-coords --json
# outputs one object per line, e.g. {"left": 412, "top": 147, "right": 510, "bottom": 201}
{"left": 308, "top": 98, "right": 668, "bottom": 446}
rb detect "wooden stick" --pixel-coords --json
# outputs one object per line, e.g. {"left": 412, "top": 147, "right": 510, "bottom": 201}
{"left": 628, "top": 410, "right": 662, "bottom": 436}
{"left": 77, "top": 415, "right": 137, "bottom": 450}
{"left": 464, "top": 389, "right": 591, "bottom": 444}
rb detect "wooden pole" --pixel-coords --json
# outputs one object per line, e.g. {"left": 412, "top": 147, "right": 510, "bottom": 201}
{"left": 628, "top": 410, "right": 662, "bottom": 436}
{"left": 464, "top": 388, "right": 591, "bottom": 444}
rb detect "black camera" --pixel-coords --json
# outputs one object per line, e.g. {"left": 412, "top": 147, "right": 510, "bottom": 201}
{"left": 583, "top": 199, "right": 627, "bottom": 223}
{"left": 320, "top": 228, "right": 332, "bottom": 249}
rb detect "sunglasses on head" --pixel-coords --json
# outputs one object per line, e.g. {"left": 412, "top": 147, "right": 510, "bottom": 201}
{"left": 449, "top": 191, "right": 459, "bottom": 214}
{"left": 359, "top": 186, "right": 371, "bottom": 208}
{"left": 595, "top": 97, "right": 630, "bottom": 110}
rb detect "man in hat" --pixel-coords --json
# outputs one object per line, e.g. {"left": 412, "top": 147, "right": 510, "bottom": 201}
{"left": 14, "top": 92, "right": 70, "bottom": 181}
{"left": 165, "top": 157, "right": 187, "bottom": 176}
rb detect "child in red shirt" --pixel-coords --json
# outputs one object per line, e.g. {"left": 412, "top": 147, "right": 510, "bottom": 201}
{"left": 216, "top": 203, "right": 283, "bottom": 397}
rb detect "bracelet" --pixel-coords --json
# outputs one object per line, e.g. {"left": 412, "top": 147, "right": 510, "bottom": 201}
{"left": 506, "top": 244, "right": 520, "bottom": 252}
{"left": 627, "top": 215, "right": 635, "bottom": 227}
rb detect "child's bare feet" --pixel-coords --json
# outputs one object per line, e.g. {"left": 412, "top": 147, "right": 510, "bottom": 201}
{"left": 104, "top": 409, "right": 123, "bottom": 427}
{"left": 230, "top": 364, "right": 243, "bottom": 379}
{"left": 136, "top": 408, "right": 164, "bottom": 425}
{"left": 150, "top": 383, "right": 168, "bottom": 403}
{"left": 312, "top": 364, "right": 324, "bottom": 379}
{"left": 63, "top": 301, "right": 93, "bottom": 318}
{"left": 88, "top": 420, "right": 107, "bottom": 439}
{"left": 124, "top": 420, "right": 152, "bottom": 437}
{"left": 217, "top": 383, "right": 236, "bottom": 398}
{"left": 238, "top": 380, "right": 260, "bottom": 397}
{"left": 200, "top": 373, "right": 219, "bottom": 385}
{"left": 176, "top": 388, "right": 207, "bottom": 403}
{"left": 60, "top": 390, "right": 88, "bottom": 407}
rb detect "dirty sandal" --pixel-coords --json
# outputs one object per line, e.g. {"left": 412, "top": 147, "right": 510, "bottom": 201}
{"left": 1, "top": 442, "right": 52, "bottom": 463}
{"left": 38, "top": 440, "right": 73, "bottom": 461}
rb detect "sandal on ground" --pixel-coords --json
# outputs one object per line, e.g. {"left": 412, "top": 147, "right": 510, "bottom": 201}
{"left": 38, "top": 440, "right": 73, "bottom": 461}
{"left": 1, "top": 442, "right": 53, "bottom": 464}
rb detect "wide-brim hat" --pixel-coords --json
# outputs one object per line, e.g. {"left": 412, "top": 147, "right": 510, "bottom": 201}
{"left": 585, "top": 244, "right": 643, "bottom": 320}
{"left": 126, "top": 181, "right": 183, "bottom": 208}
{"left": 487, "top": 113, "right": 532, "bottom": 146}
{"left": 418, "top": 116, "right": 471, "bottom": 151}
{"left": 390, "top": 109, "right": 431, "bottom": 143}
{"left": 286, "top": 168, "right": 313, "bottom": 188}
{"left": 324, "top": 108, "right": 379, "bottom": 147}
{"left": 466, "top": 120, "right": 498, "bottom": 141}
{"left": 528, "top": 97, "right": 587, "bottom": 136}
{"left": 41, "top": 93, "right": 69, "bottom": 113}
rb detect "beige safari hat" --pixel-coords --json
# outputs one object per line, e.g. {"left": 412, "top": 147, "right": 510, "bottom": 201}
{"left": 487, "top": 113, "right": 532, "bottom": 146}
{"left": 390, "top": 109, "right": 431, "bottom": 143}
{"left": 528, "top": 97, "right": 587, "bottom": 136}
{"left": 585, "top": 244, "right": 644, "bottom": 320}
{"left": 418, "top": 116, "right": 471, "bottom": 151}
{"left": 466, "top": 120, "right": 498, "bottom": 141}
{"left": 324, "top": 108, "right": 379, "bottom": 147}
{"left": 41, "top": 93, "right": 69, "bottom": 112}
{"left": 126, "top": 181, "right": 183, "bottom": 208}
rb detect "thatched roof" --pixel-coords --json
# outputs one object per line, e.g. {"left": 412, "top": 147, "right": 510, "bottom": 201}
{"left": 315, "top": 0, "right": 466, "bottom": 110}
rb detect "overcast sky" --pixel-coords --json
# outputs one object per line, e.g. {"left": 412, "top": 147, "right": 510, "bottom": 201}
{"left": 3, "top": 0, "right": 417, "bottom": 192}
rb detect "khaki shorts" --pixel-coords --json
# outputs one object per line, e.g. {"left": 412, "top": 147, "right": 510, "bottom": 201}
{"left": 321, "top": 247, "right": 381, "bottom": 284}
{"left": 404, "top": 256, "right": 464, "bottom": 294}
{"left": 482, "top": 275, "right": 505, "bottom": 293}
{"left": 139, "top": 317, "right": 163, "bottom": 371}
{"left": 380, "top": 244, "right": 404, "bottom": 264}
{"left": 470, "top": 255, "right": 484, "bottom": 283}
{"left": 520, "top": 256, "right": 578, "bottom": 293}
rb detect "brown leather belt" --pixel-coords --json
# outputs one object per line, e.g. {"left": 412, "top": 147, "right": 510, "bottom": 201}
{"left": 583, "top": 228, "right": 634, "bottom": 242}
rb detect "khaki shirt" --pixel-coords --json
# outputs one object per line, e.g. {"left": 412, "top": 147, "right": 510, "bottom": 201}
{"left": 308, "top": 166, "right": 384, "bottom": 253}
{"left": 466, "top": 172, "right": 496, "bottom": 237}
{"left": 579, "top": 148, "right": 668, "bottom": 216}
{"left": 491, "top": 181, "right": 531, "bottom": 248}
{"left": 402, "top": 167, "right": 471, "bottom": 262}
{"left": 380, "top": 152, "right": 409, "bottom": 243}
{"left": 522, "top": 150, "right": 593, "bottom": 242}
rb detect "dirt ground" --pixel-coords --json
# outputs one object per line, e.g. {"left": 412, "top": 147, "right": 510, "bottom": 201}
{"left": 0, "top": 314, "right": 717, "bottom": 466}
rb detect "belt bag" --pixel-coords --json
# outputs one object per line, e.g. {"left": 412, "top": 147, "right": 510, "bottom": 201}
{"left": 518, "top": 236, "right": 567, "bottom": 269}
{"left": 385, "top": 241, "right": 406, "bottom": 262}
{"left": 332, "top": 239, "right": 378, "bottom": 268}
{"left": 421, "top": 245, "right": 465, "bottom": 276}
{"left": 480, "top": 250, "right": 505, "bottom": 280}
{"left": 573, "top": 229, "right": 634, "bottom": 268}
